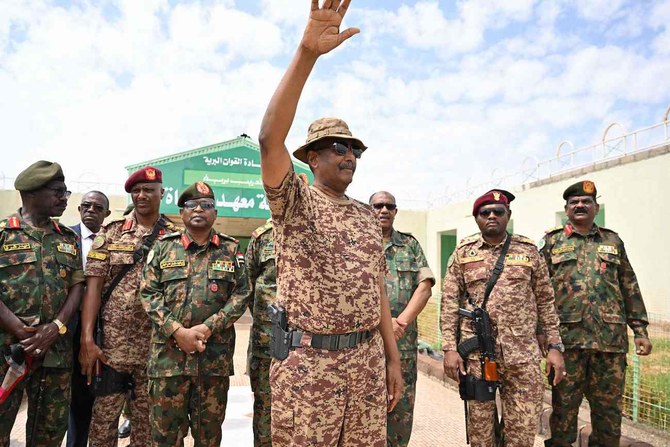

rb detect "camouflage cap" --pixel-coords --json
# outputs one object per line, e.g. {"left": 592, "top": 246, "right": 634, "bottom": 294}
{"left": 563, "top": 180, "right": 597, "bottom": 200}
{"left": 292, "top": 117, "right": 367, "bottom": 163}
{"left": 177, "top": 181, "right": 215, "bottom": 207}
{"left": 14, "top": 160, "right": 65, "bottom": 192}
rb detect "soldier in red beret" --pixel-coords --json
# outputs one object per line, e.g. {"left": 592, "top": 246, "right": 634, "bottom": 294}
{"left": 441, "top": 189, "right": 566, "bottom": 446}
{"left": 79, "top": 166, "right": 177, "bottom": 446}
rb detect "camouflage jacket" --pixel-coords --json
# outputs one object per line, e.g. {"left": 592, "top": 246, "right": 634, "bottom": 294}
{"left": 85, "top": 211, "right": 177, "bottom": 367}
{"left": 0, "top": 210, "right": 84, "bottom": 368}
{"left": 441, "top": 233, "right": 561, "bottom": 366}
{"left": 245, "top": 221, "right": 275, "bottom": 359}
{"left": 384, "top": 230, "right": 435, "bottom": 358}
{"left": 540, "top": 224, "right": 649, "bottom": 353}
{"left": 140, "top": 229, "right": 249, "bottom": 378}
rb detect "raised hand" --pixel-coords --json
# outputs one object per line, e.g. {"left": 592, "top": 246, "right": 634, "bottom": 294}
{"left": 301, "top": 0, "right": 360, "bottom": 56}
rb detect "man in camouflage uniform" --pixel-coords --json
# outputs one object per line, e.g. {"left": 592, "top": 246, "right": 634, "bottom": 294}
{"left": 140, "top": 182, "right": 248, "bottom": 447}
{"left": 0, "top": 160, "right": 85, "bottom": 446}
{"left": 441, "top": 189, "right": 566, "bottom": 447}
{"left": 258, "top": 2, "right": 402, "bottom": 445}
{"left": 369, "top": 191, "right": 434, "bottom": 447}
{"left": 245, "top": 219, "right": 275, "bottom": 447}
{"left": 79, "top": 166, "right": 177, "bottom": 446}
{"left": 540, "top": 180, "right": 652, "bottom": 447}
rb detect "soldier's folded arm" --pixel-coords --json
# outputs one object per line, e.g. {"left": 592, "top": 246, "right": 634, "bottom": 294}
{"left": 396, "top": 277, "right": 433, "bottom": 327}
{"left": 531, "top": 251, "right": 561, "bottom": 344}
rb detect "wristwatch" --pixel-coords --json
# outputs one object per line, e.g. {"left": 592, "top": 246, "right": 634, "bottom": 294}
{"left": 548, "top": 342, "right": 565, "bottom": 353}
{"left": 53, "top": 318, "right": 67, "bottom": 336}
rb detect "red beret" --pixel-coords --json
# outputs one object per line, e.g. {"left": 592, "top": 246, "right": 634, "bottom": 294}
{"left": 124, "top": 166, "right": 162, "bottom": 192}
{"left": 472, "top": 189, "right": 515, "bottom": 216}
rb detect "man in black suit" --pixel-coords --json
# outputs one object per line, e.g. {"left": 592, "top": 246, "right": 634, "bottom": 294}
{"left": 67, "top": 191, "right": 110, "bottom": 447}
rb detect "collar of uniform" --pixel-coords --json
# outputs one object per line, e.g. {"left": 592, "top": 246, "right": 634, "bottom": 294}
{"left": 477, "top": 232, "right": 509, "bottom": 249}
{"left": 121, "top": 210, "right": 137, "bottom": 233}
{"left": 14, "top": 209, "right": 59, "bottom": 235}
{"left": 564, "top": 223, "right": 601, "bottom": 239}
{"left": 180, "top": 230, "right": 220, "bottom": 249}
{"left": 389, "top": 229, "right": 405, "bottom": 247}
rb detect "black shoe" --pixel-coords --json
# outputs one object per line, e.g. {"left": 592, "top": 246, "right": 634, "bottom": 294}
{"left": 118, "top": 419, "right": 131, "bottom": 439}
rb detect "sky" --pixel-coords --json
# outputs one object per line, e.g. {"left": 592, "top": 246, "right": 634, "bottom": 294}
{"left": 1, "top": 0, "right": 669, "bottom": 208}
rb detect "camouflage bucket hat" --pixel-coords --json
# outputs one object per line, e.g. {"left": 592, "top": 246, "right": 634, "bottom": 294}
{"left": 292, "top": 117, "right": 367, "bottom": 163}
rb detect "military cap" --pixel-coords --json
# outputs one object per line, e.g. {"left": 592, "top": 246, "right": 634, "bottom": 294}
{"left": 293, "top": 117, "right": 367, "bottom": 163}
{"left": 14, "top": 160, "right": 65, "bottom": 192}
{"left": 472, "top": 189, "right": 515, "bottom": 216}
{"left": 124, "top": 166, "right": 162, "bottom": 192}
{"left": 177, "top": 181, "right": 215, "bottom": 207}
{"left": 563, "top": 180, "right": 597, "bottom": 200}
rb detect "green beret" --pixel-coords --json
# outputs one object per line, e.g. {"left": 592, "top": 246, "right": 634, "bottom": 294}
{"left": 563, "top": 180, "right": 597, "bottom": 200}
{"left": 14, "top": 160, "right": 65, "bottom": 192}
{"left": 178, "top": 182, "right": 215, "bottom": 207}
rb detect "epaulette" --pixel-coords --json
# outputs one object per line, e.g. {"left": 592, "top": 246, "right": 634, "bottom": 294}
{"left": 397, "top": 231, "right": 418, "bottom": 242}
{"left": 159, "top": 231, "right": 181, "bottom": 241}
{"left": 252, "top": 221, "right": 273, "bottom": 239}
{"left": 218, "top": 232, "right": 239, "bottom": 244}
{"left": 598, "top": 226, "right": 617, "bottom": 234}
{"left": 104, "top": 216, "right": 126, "bottom": 228}
{"left": 457, "top": 233, "right": 480, "bottom": 247}
{"left": 512, "top": 234, "right": 536, "bottom": 245}
{"left": 56, "top": 223, "right": 77, "bottom": 237}
{"left": 545, "top": 226, "right": 563, "bottom": 234}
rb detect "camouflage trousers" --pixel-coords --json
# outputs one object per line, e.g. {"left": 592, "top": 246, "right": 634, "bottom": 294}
{"left": 249, "top": 356, "right": 272, "bottom": 447}
{"left": 466, "top": 359, "right": 543, "bottom": 447}
{"left": 386, "top": 354, "right": 417, "bottom": 447}
{"left": 89, "top": 363, "right": 149, "bottom": 447}
{"left": 270, "top": 331, "right": 387, "bottom": 447}
{"left": 546, "top": 350, "right": 627, "bottom": 447}
{"left": 0, "top": 365, "right": 70, "bottom": 447}
{"left": 148, "top": 375, "right": 230, "bottom": 447}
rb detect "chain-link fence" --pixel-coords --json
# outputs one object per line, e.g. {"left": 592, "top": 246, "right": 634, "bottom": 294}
{"left": 418, "top": 305, "right": 670, "bottom": 433}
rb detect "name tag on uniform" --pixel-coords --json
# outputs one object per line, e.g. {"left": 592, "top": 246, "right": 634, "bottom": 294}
{"left": 551, "top": 245, "right": 575, "bottom": 255}
{"left": 506, "top": 254, "right": 531, "bottom": 266}
{"left": 108, "top": 244, "right": 135, "bottom": 252}
{"left": 160, "top": 260, "right": 186, "bottom": 269}
{"left": 211, "top": 260, "right": 234, "bottom": 272}
{"left": 460, "top": 256, "right": 484, "bottom": 264}
{"left": 3, "top": 243, "right": 31, "bottom": 252}
{"left": 57, "top": 243, "right": 77, "bottom": 256}
{"left": 87, "top": 251, "right": 107, "bottom": 261}
{"left": 597, "top": 245, "right": 618, "bottom": 255}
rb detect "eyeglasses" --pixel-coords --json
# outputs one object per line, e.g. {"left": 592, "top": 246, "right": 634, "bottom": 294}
{"left": 183, "top": 200, "right": 216, "bottom": 210}
{"left": 372, "top": 203, "right": 397, "bottom": 211}
{"left": 81, "top": 202, "right": 106, "bottom": 212}
{"left": 45, "top": 187, "right": 71, "bottom": 199}
{"left": 478, "top": 208, "right": 506, "bottom": 217}
{"left": 315, "top": 142, "right": 364, "bottom": 159}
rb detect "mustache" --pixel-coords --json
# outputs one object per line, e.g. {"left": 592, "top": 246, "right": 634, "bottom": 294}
{"left": 339, "top": 161, "right": 355, "bottom": 171}
{"left": 574, "top": 207, "right": 588, "bottom": 214}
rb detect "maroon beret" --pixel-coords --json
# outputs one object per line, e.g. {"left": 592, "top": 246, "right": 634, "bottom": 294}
{"left": 472, "top": 189, "right": 515, "bottom": 216}
{"left": 124, "top": 166, "right": 162, "bottom": 192}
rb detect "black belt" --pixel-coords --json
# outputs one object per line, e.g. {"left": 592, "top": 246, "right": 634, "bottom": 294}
{"left": 290, "top": 329, "right": 374, "bottom": 351}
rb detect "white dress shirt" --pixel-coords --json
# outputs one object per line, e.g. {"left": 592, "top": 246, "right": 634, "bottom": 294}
{"left": 80, "top": 223, "right": 96, "bottom": 269}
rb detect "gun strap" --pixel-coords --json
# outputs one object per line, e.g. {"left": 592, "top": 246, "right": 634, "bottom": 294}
{"left": 481, "top": 233, "right": 511, "bottom": 310}
{"left": 99, "top": 217, "right": 167, "bottom": 313}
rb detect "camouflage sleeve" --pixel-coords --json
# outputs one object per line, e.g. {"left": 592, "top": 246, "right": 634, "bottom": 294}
{"left": 539, "top": 234, "right": 552, "bottom": 267}
{"left": 204, "top": 244, "right": 252, "bottom": 332}
{"left": 85, "top": 225, "right": 111, "bottom": 278}
{"left": 263, "top": 168, "right": 308, "bottom": 225}
{"left": 410, "top": 237, "right": 435, "bottom": 287}
{"left": 440, "top": 252, "right": 465, "bottom": 352}
{"left": 139, "top": 241, "right": 183, "bottom": 338}
{"left": 617, "top": 241, "right": 649, "bottom": 338}
{"left": 244, "top": 236, "right": 261, "bottom": 313}
{"left": 531, "top": 246, "right": 561, "bottom": 341}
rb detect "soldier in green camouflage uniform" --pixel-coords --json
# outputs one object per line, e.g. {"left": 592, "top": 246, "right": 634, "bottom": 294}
{"left": 140, "top": 182, "right": 249, "bottom": 447}
{"left": 540, "top": 180, "right": 652, "bottom": 447}
{"left": 369, "top": 192, "right": 434, "bottom": 447}
{"left": 0, "top": 161, "right": 85, "bottom": 447}
{"left": 245, "top": 219, "right": 275, "bottom": 447}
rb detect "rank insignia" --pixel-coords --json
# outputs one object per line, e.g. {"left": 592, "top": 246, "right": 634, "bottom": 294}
{"left": 493, "top": 192, "right": 501, "bottom": 201}
{"left": 3, "top": 243, "right": 31, "bottom": 252}
{"left": 551, "top": 245, "right": 575, "bottom": 255}
{"left": 211, "top": 260, "right": 234, "bottom": 272}
{"left": 583, "top": 181, "right": 595, "bottom": 194}
{"left": 8, "top": 217, "right": 20, "bottom": 229}
{"left": 146, "top": 168, "right": 157, "bottom": 180}
{"left": 87, "top": 251, "right": 107, "bottom": 261}
{"left": 57, "top": 243, "right": 77, "bottom": 256}
{"left": 108, "top": 244, "right": 135, "bottom": 252}
{"left": 597, "top": 245, "right": 618, "bottom": 256}
{"left": 160, "top": 260, "right": 186, "bottom": 269}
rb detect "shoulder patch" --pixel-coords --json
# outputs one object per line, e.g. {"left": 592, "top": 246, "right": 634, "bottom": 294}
{"left": 458, "top": 233, "right": 480, "bottom": 247}
{"left": 537, "top": 238, "right": 546, "bottom": 250}
{"left": 58, "top": 224, "right": 77, "bottom": 237}
{"left": 251, "top": 222, "right": 273, "bottom": 239}
{"left": 545, "top": 226, "right": 563, "bottom": 234}
{"left": 91, "top": 235, "right": 106, "bottom": 250}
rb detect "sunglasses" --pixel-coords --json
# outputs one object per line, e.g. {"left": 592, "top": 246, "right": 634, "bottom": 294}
{"left": 45, "top": 186, "right": 71, "bottom": 199}
{"left": 478, "top": 208, "right": 506, "bottom": 217}
{"left": 316, "top": 142, "right": 364, "bottom": 159}
{"left": 372, "top": 203, "right": 397, "bottom": 211}
{"left": 183, "top": 200, "right": 216, "bottom": 210}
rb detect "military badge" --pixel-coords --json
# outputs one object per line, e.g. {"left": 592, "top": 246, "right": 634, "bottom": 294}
{"left": 597, "top": 245, "right": 618, "bottom": 256}
{"left": 211, "top": 260, "right": 235, "bottom": 273}
{"left": 59, "top": 267, "right": 67, "bottom": 278}
{"left": 108, "top": 244, "right": 135, "bottom": 252}
{"left": 505, "top": 254, "right": 532, "bottom": 266}
{"left": 583, "top": 181, "right": 595, "bottom": 194}
{"left": 8, "top": 217, "right": 20, "bottom": 229}
{"left": 493, "top": 191, "right": 501, "bottom": 201}
{"left": 210, "top": 281, "right": 219, "bottom": 292}
{"left": 160, "top": 260, "right": 186, "bottom": 269}
{"left": 196, "top": 182, "right": 210, "bottom": 194}
{"left": 551, "top": 245, "right": 575, "bottom": 255}
{"left": 87, "top": 251, "right": 107, "bottom": 261}
{"left": 147, "top": 249, "right": 155, "bottom": 264}
{"left": 537, "top": 238, "right": 545, "bottom": 250}
{"left": 468, "top": 248, "right": 477, "bottom": 257}
{"left": 146, "top": 168, "right": 157, "bottom": 180}
{"left": 3, "top": 243, "right": 31, "bottom": 252}
{"left": 57, "top": 243, "right": 77, "bottom": 256}
{"left": 92, "top": 235, "right": 106, "bottom": 250}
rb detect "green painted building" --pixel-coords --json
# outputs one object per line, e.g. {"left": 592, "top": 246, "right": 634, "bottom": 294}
{"left": 126, "top": 135, "right": 312, "bottom": 249}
